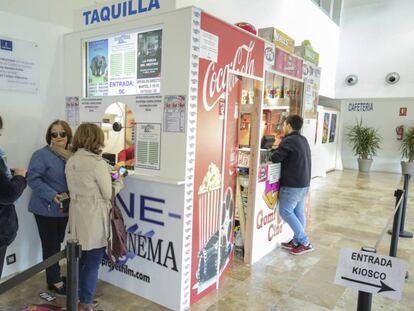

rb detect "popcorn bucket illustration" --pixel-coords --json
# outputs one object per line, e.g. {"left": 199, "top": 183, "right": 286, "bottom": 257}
{"left": 195, "top": 163, "right": 223, "bottom": 292}
{"left": 198, "top": 163, "right": 222, "bottom": 249}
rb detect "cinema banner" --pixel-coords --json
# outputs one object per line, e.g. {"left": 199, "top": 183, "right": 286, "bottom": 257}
{"left": 99, "top": 179, "right": 185, "bottom": 311}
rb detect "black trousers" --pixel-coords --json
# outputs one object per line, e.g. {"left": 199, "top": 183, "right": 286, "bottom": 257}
{"left": 0, "top": 245, "right": 7, "bottom": 278}
{"left": 34, "top": 214, "right": 68, "bottom": 285}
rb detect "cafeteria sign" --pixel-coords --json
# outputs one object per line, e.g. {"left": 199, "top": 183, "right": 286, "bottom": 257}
{"left": 348, "top": 102, "right": 374, "bottom": 112}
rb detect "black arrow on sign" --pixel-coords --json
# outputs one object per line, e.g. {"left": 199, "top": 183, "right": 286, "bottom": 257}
{"left": 341, "top": 277, "right": 395, "bottom": 293}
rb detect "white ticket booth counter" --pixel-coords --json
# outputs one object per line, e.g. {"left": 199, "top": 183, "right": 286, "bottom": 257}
{"left": 64, "top": 4, "right": 270, "bottom": 310}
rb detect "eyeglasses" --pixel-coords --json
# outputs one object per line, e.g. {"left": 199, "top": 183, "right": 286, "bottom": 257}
{"left": 51, "top": 131, "right": 67, "bottom": 139}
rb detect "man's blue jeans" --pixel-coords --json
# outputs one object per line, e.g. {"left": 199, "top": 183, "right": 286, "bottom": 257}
{"left": 278, "top": 187, "right": 310, "bottom": 246}
{"left": 79, "top": 247, "right": 106, "bottom": 304}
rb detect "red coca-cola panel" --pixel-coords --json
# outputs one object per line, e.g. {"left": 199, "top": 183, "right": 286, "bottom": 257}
{"left": 190, "top": 12, "right": 264, "bottom": 304}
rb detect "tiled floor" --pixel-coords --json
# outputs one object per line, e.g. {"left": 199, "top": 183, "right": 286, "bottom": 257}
{"left": 1, "top": 170, "right": 413, "bottom": 310}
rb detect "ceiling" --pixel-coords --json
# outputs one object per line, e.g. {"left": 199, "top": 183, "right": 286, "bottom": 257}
{"left": 0, "top": 0, "right": 108, "bottom": 29}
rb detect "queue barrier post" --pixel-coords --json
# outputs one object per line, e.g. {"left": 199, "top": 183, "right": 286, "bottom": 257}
{"left": 66, "top": 239, "right": 82, "bottom": 311}
{"left": 389, "top": 190, "right": 404, "bottom": 257}
{"left": 356, "top": 247, "right": 376, "bottom": 311}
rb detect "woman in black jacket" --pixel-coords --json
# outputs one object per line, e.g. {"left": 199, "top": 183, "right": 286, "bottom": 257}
{"left": 0, "top": 116, "right": 27, "bottom": 277}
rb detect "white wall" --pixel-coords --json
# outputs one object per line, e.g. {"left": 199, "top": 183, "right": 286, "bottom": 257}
{"left": 176, "top": 0, "right": 340, "bottom": 98}
{"left": 336, "top": 0, "right": 414, "bottom": 98}
{"left": 335, "top": 0, "right": 414, "bottom": 173}
{"left": 0, "top": 11, "right": 70, "bottom": 277}
{"left": 0, "top": 0, "right": 97, "bottom": 29}
{"left": 340, "top": 98, "right": 414, "bottom": 174}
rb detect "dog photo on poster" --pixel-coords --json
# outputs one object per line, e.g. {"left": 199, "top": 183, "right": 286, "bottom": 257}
{"left": 87, "top": 39, "right": 109, "bottom": 96}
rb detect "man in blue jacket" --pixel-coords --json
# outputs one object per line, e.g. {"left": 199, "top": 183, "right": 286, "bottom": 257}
{"left": 271, "top": 115, "right": 313, "bottom": 255}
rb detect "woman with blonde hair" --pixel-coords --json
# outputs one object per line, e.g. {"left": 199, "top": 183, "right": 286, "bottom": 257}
{"left": 65, "top": 123, "right": 124, "bottom": 311}
{"left": 28, "top": 120, "right": 73, "bottom": 294}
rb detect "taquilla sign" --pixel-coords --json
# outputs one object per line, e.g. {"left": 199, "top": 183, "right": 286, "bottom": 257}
{"left": 75, "top": 0, "right": 176, "bottom": 31}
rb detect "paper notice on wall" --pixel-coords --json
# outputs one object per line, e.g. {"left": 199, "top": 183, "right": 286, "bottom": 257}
{"left": 0, "top": 37, "right": 39, "bottom": 93}
{"left": 163, "top": 95, "right": 186, "bottom": 133}
{"left": 65, "top": 96, "right": 80, "bottom": 126}
{"left": 135, "top": 123, "right": 161, "bottom": 170}
{"left": 80, "top": 97, "right": 104, "bottom": 123}
{"left": 136, "top": 95, "right": 163, "bottom": 123}
{"left": 267, "top": 163, "right": 281, "bottom": 184}
{"left": 108, "top": 33, "right": 137, "bottom": 96}
{"left": 199, "top": 30, "right": 218, "bottom": 63}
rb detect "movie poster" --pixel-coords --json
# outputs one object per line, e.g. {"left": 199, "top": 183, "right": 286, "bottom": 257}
{"left": 329, "top": 113, "right": 337, "bottom": 143}
{"left": 322, "top": 112, "right": 329, "bottom": 144}
{"left": 87, "top": 39, "right": 109, "bottom": 97}
{"left": 137, "top": 29, "right": 162, "bottom": 94}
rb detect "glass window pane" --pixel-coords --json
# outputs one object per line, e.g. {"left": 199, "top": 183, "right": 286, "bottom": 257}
{"left": 312, "top": 0, "right": 321, "bottom": 5}
{"left": 321, "top": 0, "right": 332, "bottom": 15}
{"left": 333, "top": 0, "right": 343, "bottom": 25}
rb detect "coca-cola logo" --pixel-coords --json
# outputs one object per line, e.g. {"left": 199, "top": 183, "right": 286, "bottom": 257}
{"left": 202, "top": 41, "right": 257, "bottom": 112}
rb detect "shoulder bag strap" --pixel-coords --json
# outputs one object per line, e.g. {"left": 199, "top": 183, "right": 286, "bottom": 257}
{"left": 107, "top": 187, "right": 116, "bottom": 263}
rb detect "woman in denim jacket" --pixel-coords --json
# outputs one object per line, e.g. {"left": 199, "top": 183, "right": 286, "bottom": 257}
{"left": 27, "top": 120, "right": 72, "bottom": 295}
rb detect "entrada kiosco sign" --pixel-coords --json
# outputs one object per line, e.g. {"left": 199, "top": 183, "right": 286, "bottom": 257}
{"left": 76, "top": 0, "right": 175, "bottom": 30}
{"left": 334, "top": 248, "right": 407, "bottom": 300}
